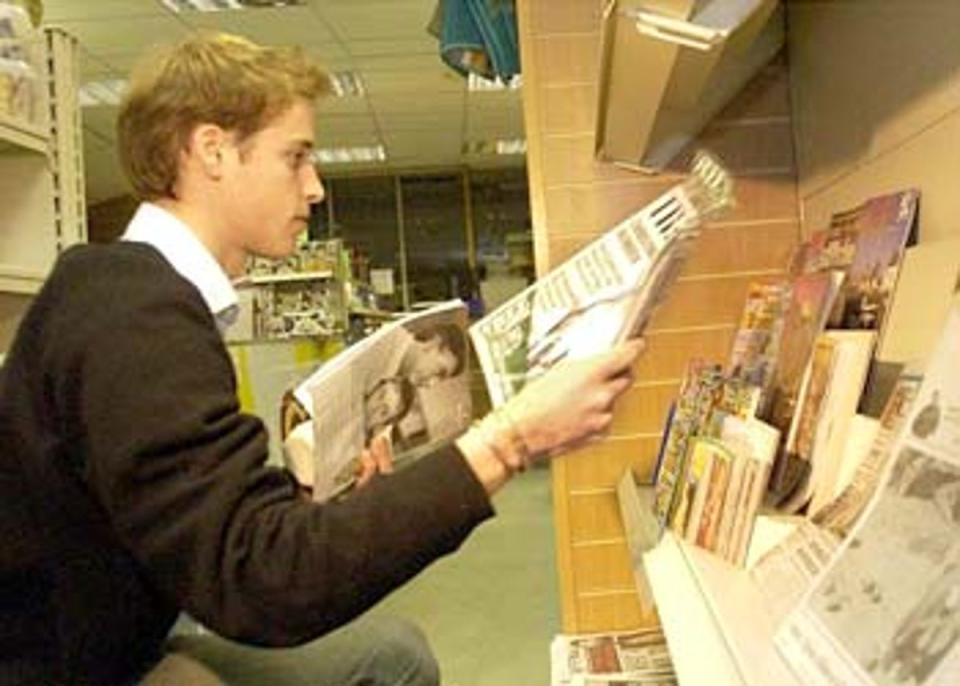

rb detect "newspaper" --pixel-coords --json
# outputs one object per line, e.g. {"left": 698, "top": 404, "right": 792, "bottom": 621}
{"left": 470, "top": 151, "right": 734, "bottom": 407}
{"left": 750, "top": 367, "right": 923, "bottom": 623}
{"left": 775, "top": 303, "right": 960, "bottom": 686}
{"left": 291, "top": 300, "right": 472, "bottom": 500}
{"left": 550, "top": 628, "right": 678, "bottom": 686}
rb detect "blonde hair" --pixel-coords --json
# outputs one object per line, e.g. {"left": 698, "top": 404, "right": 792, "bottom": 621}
{"left": 117, "top": 33, "right": 330, "bottom": 200}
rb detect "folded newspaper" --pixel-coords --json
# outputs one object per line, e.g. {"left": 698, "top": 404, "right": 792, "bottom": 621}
{"left": 550, "top": 628, "right": 678, "bottom": 686}
{"left": 289, "top": 299, "right": 472, "bottom": 500}
{"left": 470, "top": 150, "right": 734, "bottom": 407}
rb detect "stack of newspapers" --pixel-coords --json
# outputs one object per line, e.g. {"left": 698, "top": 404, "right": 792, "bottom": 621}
{"left": 550, "top": 628, "right": 678, "bottom": 686}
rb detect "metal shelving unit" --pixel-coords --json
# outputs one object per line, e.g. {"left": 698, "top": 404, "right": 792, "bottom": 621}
{"left": 0, "top": 24, "right": 84, "bottom": 295}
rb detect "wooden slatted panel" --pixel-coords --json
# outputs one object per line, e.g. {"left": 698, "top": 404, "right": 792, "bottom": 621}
{"left": 518, "top": 0, "right": 800, "bottom": 633}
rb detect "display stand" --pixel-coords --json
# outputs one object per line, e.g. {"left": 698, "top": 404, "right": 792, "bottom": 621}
{"left": 643, "top": 523, "right": 801, "bottom": 686}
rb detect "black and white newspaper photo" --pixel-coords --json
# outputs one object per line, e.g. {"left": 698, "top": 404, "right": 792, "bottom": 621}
{"left": 291, "top": 300, "right": 472, "bottom": 499}
{"left": 776, "top": 303, "right": 960, "bottom": 686}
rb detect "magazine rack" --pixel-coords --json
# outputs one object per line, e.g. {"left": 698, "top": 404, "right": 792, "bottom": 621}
{"left": 643, "top": 523, "right": 802, "bottom": 685}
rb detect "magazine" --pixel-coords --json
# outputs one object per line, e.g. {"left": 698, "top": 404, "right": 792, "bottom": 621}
{"left": 289, "top": 299, "right": 472, "bottom": 500}
{"left": 550, "top": 628, "right": 677, "bottom": 686}
{"left": 775, "top": 303, "right": 960, "bottom": 686}
{"left": 727, "top": 280, "right": 792, "bottom": 413}
{"left": 791, "top": 189, "right": 919, "bottom": 333}
{"left": 470, "top": 150, "right": 734, "bottom": 407}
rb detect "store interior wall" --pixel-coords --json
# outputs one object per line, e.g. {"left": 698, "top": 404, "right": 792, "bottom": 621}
{"left": 517, "top": 0, "right": 801, "bottom": 633}
{"left": 787, "top": 1, "right": 960, "bottom": 247}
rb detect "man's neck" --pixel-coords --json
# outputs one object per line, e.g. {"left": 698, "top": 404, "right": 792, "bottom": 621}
{"left": 152, "top": 197, "right": 246, "bottom": 277}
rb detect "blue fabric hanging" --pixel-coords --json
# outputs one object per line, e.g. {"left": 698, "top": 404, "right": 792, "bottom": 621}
{"left": 433, "top": 0, "right": 520, "bottom": 81}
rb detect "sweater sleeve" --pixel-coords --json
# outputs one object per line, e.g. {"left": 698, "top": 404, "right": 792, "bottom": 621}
{"left": 58, "top": 262, "right": 494, "bottom": 646}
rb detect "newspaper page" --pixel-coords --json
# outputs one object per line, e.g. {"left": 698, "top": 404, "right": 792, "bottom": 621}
{"left": 775, "top": 303, "right": 960, "bottom": 686}
{"left": 550, "top": 628, "right": 677, "bottom": 686}
{"left": 292, "top": 300, "right": 472, "bottom": 500}
{"left": 750, "top": 367, "right": 923, "bottom": 623}
{"left": 470, "top": 151, "right": 733, "bottom": 407}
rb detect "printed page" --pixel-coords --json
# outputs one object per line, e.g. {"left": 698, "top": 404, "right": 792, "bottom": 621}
{"left": 550, "top": 628, "right": 677, "bottom": 686}
{"left": 293, "top": 300, "right": 471, "bottom": 499}
{"left": 776, "top": 304, "right": 960, "bottom": 686}
{"left": 471, "top": 151, "right": 733, "bottom": 407}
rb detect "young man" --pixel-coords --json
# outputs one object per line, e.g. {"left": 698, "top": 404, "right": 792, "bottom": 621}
{"left": 0, "top": 33, "right": 642, "bottom": 685}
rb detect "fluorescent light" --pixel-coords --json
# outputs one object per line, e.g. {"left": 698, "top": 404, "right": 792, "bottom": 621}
{"left": 328, "top": 71, "right": 365, "bottom": 98}
{"left": 467, "top": 73, "right": 522, "bottom": 92}
{"left": 79, "top": 78, "right": 127, "bottom": 107}
{"left": 160, "top": 0, "right": 242, "bottom": 12}
{"left": 495, "top": 138, "right": 527, "bottom": 155}
{"left": 161, "top": 0, "right": 304, "bottom": 12}
{"left": 312, "top": 145, "right": 386, "bottom": 164}
{"left": 463, "top": 139, "right": 527, "bottom": 156}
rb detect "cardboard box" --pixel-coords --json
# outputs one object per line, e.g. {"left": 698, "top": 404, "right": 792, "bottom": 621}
{"left": 595, "top": 0, "right": 783, "bottom": 171}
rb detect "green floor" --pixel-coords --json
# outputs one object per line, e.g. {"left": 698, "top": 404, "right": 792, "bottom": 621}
{"left": 370, "top": 464, "right": 559, "bottom": 685}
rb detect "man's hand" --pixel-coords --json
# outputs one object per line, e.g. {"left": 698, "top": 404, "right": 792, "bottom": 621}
{"left": 354, "top": 428, "right": 395, "bottom": 488}
{"left": 504, "top": 339, "right": 644, "bottom": 460}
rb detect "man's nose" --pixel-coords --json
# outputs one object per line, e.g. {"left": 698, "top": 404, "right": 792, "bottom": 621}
{"left": 303, "top": 164, "right": 325, "bottom": 205}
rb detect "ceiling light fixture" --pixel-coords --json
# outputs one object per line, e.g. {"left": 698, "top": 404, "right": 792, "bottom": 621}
{"left": 160, "top": 0, "right": 304, "bottom": 12}
{"left": 463, "top": 139, "right": 526, "bottom": 156}
{"left": 495, "top": 138, "right": 527, "bottom": 155}
{"left": 328, "top": 71, "right": 365, "bottom": 98}
{"left": 78, "top": 78, "right": 127, "bottom": 107}
{"left": 312, "top": 145, "right": 386, "bottom": 164}
{"left": 160, "top": 0, "right": 241, "bottom": 12}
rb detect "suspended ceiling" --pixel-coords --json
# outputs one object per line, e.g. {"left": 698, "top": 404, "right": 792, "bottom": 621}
{"left": 41, "top": 0, "right": 526, "bottom": 204}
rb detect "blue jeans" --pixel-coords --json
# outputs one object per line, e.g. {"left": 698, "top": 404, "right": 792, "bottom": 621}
{"left": 156, "top": 615, "right": 440, "bottom": 686}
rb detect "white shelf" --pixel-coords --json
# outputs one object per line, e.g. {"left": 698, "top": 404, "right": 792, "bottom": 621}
{"left": 0, "top": 269, "right": 44, "bottom": 294}
{"left": 0, "top": 112, "right": 48, "bottom": 155}
{"left": 644, "top": 530, "right": 800, "bottom": 686}
{"left": 242, "top": 269, "right": 334, "bottom": 286}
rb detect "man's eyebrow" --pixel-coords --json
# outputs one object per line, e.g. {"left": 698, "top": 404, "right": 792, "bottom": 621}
{"left": 289, "top": 139, "right": 314, "bottom": 151}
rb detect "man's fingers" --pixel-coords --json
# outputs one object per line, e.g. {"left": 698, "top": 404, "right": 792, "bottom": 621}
{"left": 355, "top": 450, "right": 376, "bottom": 487}
{"left": 598, "top": 338, "right": 645, "bottom": 378}
{"left": 371, "top": 429, "right": 395, "bottom": 474}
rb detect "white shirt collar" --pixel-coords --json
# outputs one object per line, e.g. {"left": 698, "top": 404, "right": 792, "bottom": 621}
{"left": 122, "top": 202, "right": 239, "bottom": 331}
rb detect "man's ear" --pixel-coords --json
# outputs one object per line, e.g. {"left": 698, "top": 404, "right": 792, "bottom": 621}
{"left": 187, "top": 123, "right": 229, "bottom": 179}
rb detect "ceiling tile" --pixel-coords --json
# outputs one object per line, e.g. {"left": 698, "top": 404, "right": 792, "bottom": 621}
{"left": 345, "top": 36, "right": 437, "bottom": 59}
{"left": 362, "top": 69, "right": 462, "bottom": 96}
{"left": 60, "top": 15, "right": 192, "bottom": 56}
{"left": 44, "top": 0, "right": 170, "bottom": 22}
{"left": 183, "top": 6, "right": 336, "bottom": 47}
{"left": 368, "top": 92, "right": 463, "bottom": 116}
{"left": 52, "top": 0, "right": 526, "bottom": 200}
{"left": 315, "top": 3, "right": 435, "bottom": 41}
